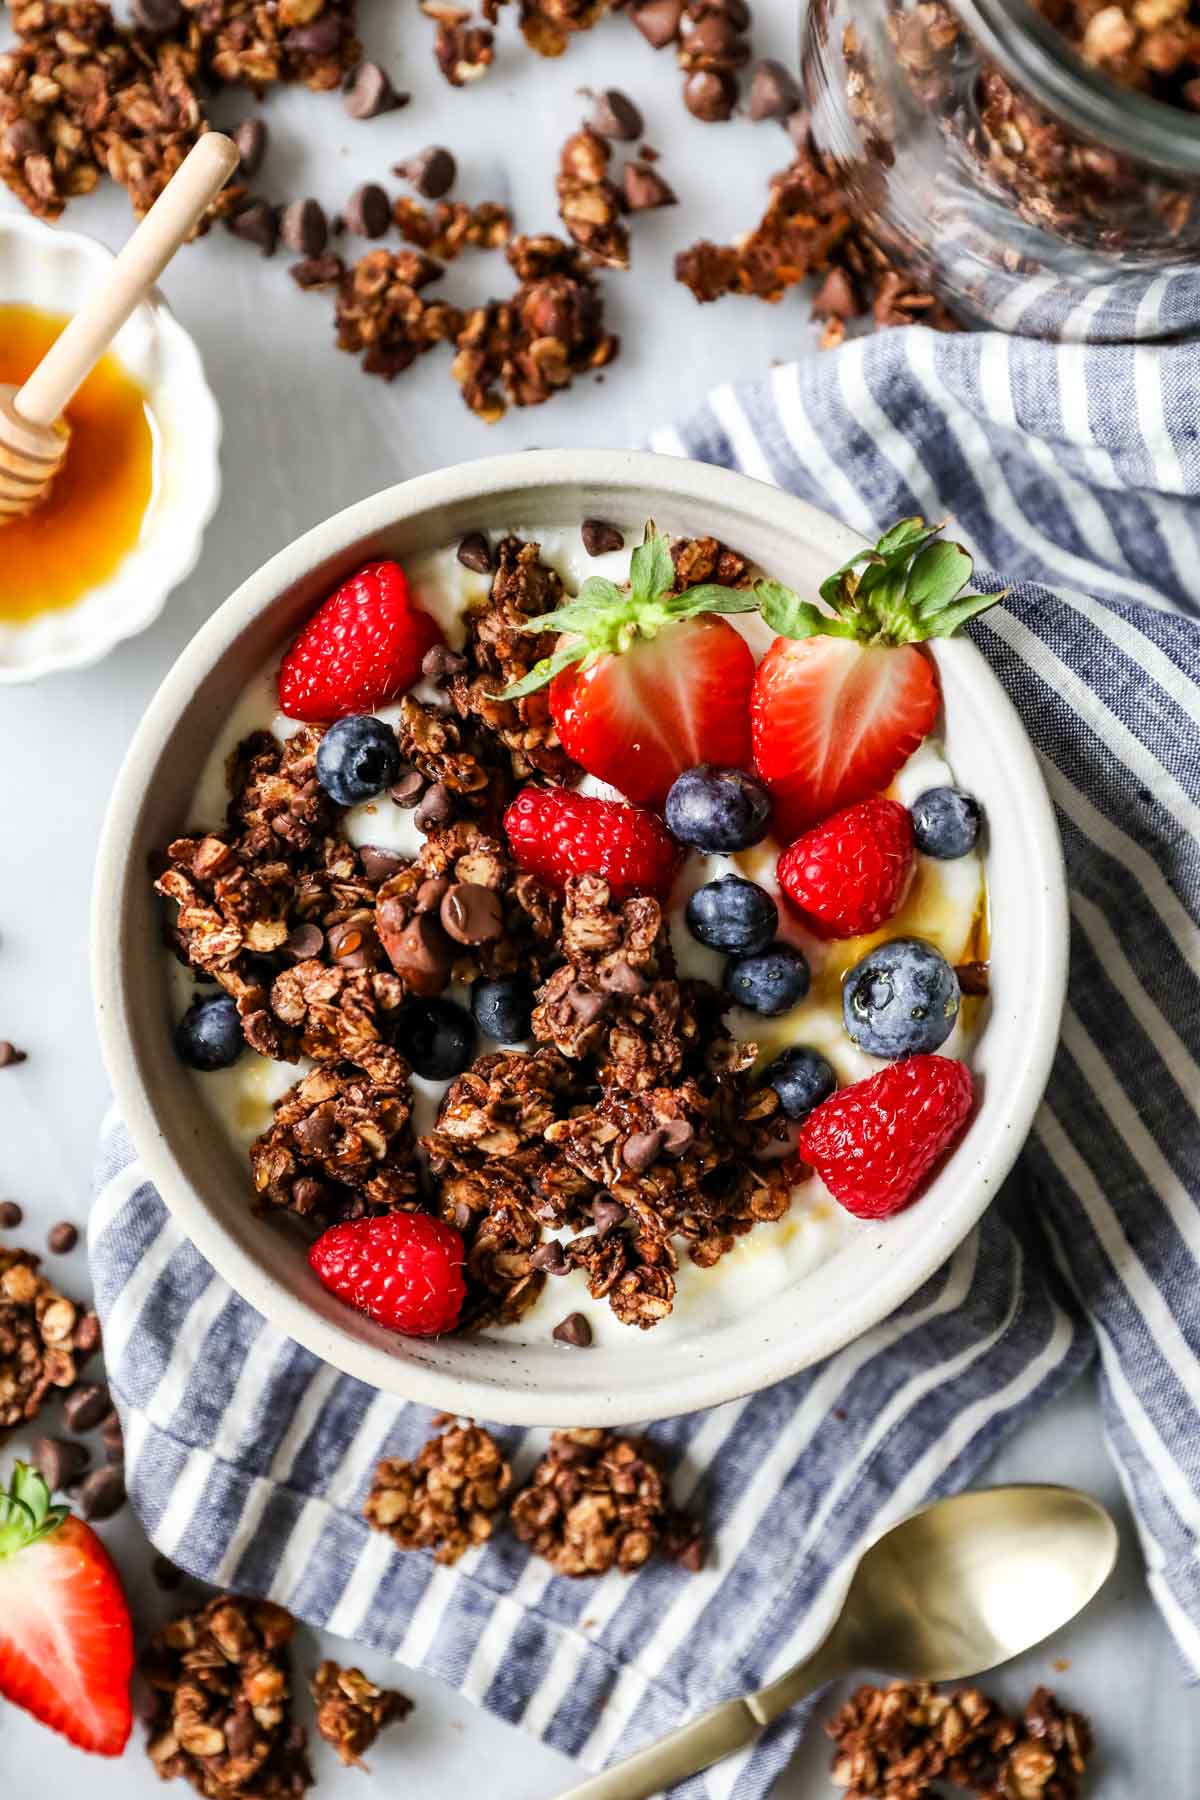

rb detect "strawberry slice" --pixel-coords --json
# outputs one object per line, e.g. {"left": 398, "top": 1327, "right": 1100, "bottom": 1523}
{"left": 550, "top": 615, "right": 755, "bottom": 809}
{"left": 278, "top": 560, "right": 443, "bottom": 723}
{"left": 0, "top": 1462, "right": 134, "bottom": 1756}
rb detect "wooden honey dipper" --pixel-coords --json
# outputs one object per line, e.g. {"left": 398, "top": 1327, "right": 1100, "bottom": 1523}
{"left": 0, "top": 132, "right": 239, "bottom": 520}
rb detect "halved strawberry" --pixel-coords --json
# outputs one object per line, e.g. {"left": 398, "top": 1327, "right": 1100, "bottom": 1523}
{"left": 748, "top": 519, "right": 998, "bottom": 839}
{"left": 0, "top": 1462, "right": 134, "bottom": 1756}
{"left": 278, "top": 560, "right": 444, "bottom": 723}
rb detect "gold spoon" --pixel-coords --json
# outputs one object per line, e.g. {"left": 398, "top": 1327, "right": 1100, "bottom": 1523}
{"left": 559, "top": 1484, "right": 1117, "bottom": 1800}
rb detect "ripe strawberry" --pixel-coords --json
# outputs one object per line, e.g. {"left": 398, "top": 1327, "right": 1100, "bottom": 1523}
{"left": 504, "top": 786, "right": 682, "bottom": 899}
{"left": 749, "top": 518, "right": 997, "bottom": 840}
{"left": 777, "top": 796, "right": 914, "bottom": 939}
{"left": 0, "top": 1462, "right": 133, "bottom": 1756}
{"left": 799, "top": 1054, "right": 974, "bottom": 1219}
{"left": 496, "top": 521, "right": 761, "bottom": 810}
{"left": 309, "top": 1213, "right": 466, "bottom": 1336}
{"left": 278, "top": 561, "right": 443, "bottom": 722}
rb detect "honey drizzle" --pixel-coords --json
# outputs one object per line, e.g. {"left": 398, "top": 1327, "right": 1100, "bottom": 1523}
{"left": 0, "top": 305, "right": 156, "bottom": 624}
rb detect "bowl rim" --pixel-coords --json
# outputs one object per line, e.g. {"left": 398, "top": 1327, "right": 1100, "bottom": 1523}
{"left": 91, "top": 448, "right": 1069, "bottom": 1424}
{"left": 0, "top": 212, "right": 222, "bottom": 684}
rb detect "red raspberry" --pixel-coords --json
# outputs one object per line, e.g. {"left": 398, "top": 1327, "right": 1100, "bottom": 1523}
{"left": 503, "top": 786, "right": 682, "bottom": 900}
{"left": 309, "top": 1213, "right": 466, "bottom": 1336}
{"left": 798, "top": 1054, "right": 974, "bottom": 1219}
{"left": 278, "top": 561, "right": 444, "bottom": 722}
{"left": 777, "top": 795, "right": 914, "bottom": 939}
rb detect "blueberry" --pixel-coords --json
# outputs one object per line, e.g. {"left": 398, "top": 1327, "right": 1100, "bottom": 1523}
{"left": 724, "top": 942, "right": 810, "bottom": 1015}
{"left": 174, "top": 993, "right": 243, "bottom": 1071}
{"left": 686, "top": 874, "right": 778, "bottom": 956}
{"left": 843, "top": 938, "right": 959, "bottom": 1058}
{"left": 665, "top": 765, "right": 773, "bottom": 853}
{"left": 762, "top": 1046, "right": 836, "bottom": 1120}
{"left": 315, "top": 715, "right": 401, "bottom": 806}
{"left": 471, "top": 975, "right": 533, "bottom": 1044}
{"left": 910, "top": 786, "right": 982, "bottom": 860}
{"left": 393, "top": 997, "right": 476, "bottom": 1079}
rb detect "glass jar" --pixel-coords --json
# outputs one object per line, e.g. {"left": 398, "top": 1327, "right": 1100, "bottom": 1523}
{"left": 801, "top": 0, "right": 1200, "bottom": 338}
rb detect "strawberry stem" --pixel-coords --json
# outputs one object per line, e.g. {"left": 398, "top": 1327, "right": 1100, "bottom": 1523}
{"left": 0, "top": 1463, "right": 68, "bottom": 1558}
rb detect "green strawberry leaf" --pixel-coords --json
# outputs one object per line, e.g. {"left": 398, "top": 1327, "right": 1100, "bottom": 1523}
{"left": 664, "top": 582, "right": 761, "bottom": 621}
{"left": 919, "top": 590, "right": 1005, "bottom": 637}
{"left": 755, "top": 580, "right": 837, "bottom": 640}
{"left": 629, "top": 521, "right": 674, "bottom": 607}
{"left": 904, "top": 540, "right": 976, "bottom": 615}
{"left": 0, "top": 1462, "right": 68, "bottom": 1557}
{"left": 496, "top": 641, "right": 588, "bottom": 700}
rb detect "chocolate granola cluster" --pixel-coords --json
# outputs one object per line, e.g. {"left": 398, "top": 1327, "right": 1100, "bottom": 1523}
{"left": 309, "top": 1662, "right": 411, "bottom": 1768}
{"left": 509, "top": 1427, "right": 705, "bottom": 1575}
{"left": 363, "top": 1417, "right": 512, "bottom": 1563}
{"left": 0, "top": 1247, "right": 101, "bottom": 1434}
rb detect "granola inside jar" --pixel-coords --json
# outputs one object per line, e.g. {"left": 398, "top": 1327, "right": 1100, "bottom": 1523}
{"left": 801, "top": 0, "right": 1200, "bottom": 336}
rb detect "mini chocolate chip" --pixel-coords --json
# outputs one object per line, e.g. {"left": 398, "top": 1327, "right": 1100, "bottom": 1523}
{"left": 47, "top": 1221, "right": 78, "bottom": 1254}
{"left": 686, "top": 9, "right": 742, "bottom": 54}
{"left": 660, "top": 1118, "right": 694, "bottom": 1157}
{"left": 672, "top": 1530, "right": 706, "bottom": 1571}
{"left": 749, "top": 57, "right": 801, "bottom": 121}
{"left": 600, "top": 959, "right": 647, "bottom": 995}
{"left": 622, "top": 162, "right": 677, "bottom": 211}
{"left": 33, "top": 1436, "right": 90, "bottom": 1491}
{"left": 227, "top": 197, "right": 277, "bottom": 255}
{"left": 344, "top": 59, "right": 408, "bottom": 119}
{"left": 415, "top": 876, "right": 452, "bottom": 912}
{"left": 358, "top": 845, "right": 407, "bottom": 884}
{"left": 592, "top": 1196, "right": 626, "bottom": 1239}
{"left": 100, "top": 1408, "right": 123, "bottom": 1452}
{"left": 566, "top": 984, "right": 609, "bottom": 1026}
{"left": 79, "top": 1466, "right": 126, "bottom": 1521}
{"left": 0, "top": 1200, "right": 23, "bottom": 1228}
{"left": 279, "top": 196, "right": 328, "bottom": 256}
{"left": 398, "top": 145, "right": 456, "bottom": 198}
{"left": 683, "top": 70, "right": 736, "bottom": 121}
{"left": 284, "top": 923, "right": 325, "bottom": 962}
{"left": 390, "top": 767, "right": 426, "bottom": 806}
{"left": 530, "top": 1240, "right": 568, "bottom": 1273}
{"left": 292, "top": 1176, "right": 326, "bottom": 1213}
{"left": 580, "top": 518, "right": 625, "bottom": 556}
{"left": 327, "top": 917, "right": 380, "bottom": 969}
{"left": 452, "top": 1201, "right": 472, "bottom": 1231}
{"left": 63, "top": 1382, "right": 110, "bottom": 1434}
{"left": 131, "top": 0, "right": 183, "bottom": 31}
{"left": 293, "top": 1113, "right": 337, "bottom": 1155}
{"left": 785, "top": 106, "right": 811, "bottom": 149}
{"left": 232, "top": 117, "right": 267, "bottom": 176}
{"left": 955, "top": 960, "right": 990, "bottom": 997}
{"left": 0, "top": 1042, "right": 27, "bottom": 1068}
{"left": 344, "top": 181, "right": 391, "bottom": 238}
{"left": 74, "top": 1311, "right": 102, "bottom": 1357}
{"left": 153, "top": 1554, "right": 184, "bottom": 1590}
{"left": 630, "top": 0, "right": 683, "bottom": 47}
{"left": 383, "top": 911, "right": 453, "bottom": 995}
{"left": 5, "top": 119, "right": 44, "bottom": 156}
{"left": 552, "top": 1312, "right": 593, "bottom": 1347}
{"left": 422, "top": 643, "right": 468, "bottom": 680}
{"left": 225, "top": 1706, "right": 259, "bottom": 1760}
{"left": 290, "top": 252, "right": 344, "bottom": 290}
{"left": 455, "top": 531, "right": 493, "bottom": 573}
{"left": 440, "top": 882, "right": 504, "bottom": 946}
{"left": 589, "top": 87, "right": 643, "bottom": 140}
{"left": 415, "top": 782, "right": 454, "bottom": 832}
{"left": 285, "top": 13, "right": 341, "bottom": 53}
{"left": 622, "top": 1127, "right": 666, "bottom": 1173}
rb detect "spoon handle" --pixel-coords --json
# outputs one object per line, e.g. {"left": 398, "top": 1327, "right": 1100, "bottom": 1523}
{"left": 555, "top": 1696, "right": 763, "bottom": 1800}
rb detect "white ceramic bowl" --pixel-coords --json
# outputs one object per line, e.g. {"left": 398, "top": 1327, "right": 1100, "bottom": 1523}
{"left": 0, "top": 213, "right": 221, "bottom": 682}
{"left": 92, "top": 450, "right": 1068, "bottom": 1426}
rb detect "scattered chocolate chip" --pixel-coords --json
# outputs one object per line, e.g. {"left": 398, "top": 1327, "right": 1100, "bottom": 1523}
{"left": 748, "top": 57, "right": 801, "bottom": 121}
{"left": 552, "top": 1312, "right": 593, "bottom": 1347}
{"left": 415, "top": 782, "right": 454, "bottom": 832}
{"left": 131, "top": 0, "right": 183, "bottom": 32}
{"left": 452, "top": 1201, "right": 472, "bottom": 1232}
{"left": 390, "top": 767, "right": 427, "bottom": 807}
{"left": 294, "top": 1113, "right": 337, "bottom": 1155}
{"left": 415, "top": 876, "right": 452, "bottom": 913}
{"left": 380, "top": 910, "right": 453, "bottom": 995}
{"left": 0, "top": 1042, "right": 27, "bottom": 1068}
{"left": 74, "top": 1311, "right": 102, "bottom": 1358}
{"left": 0, "top": 1200, "right": 23, "bottom": 1228}
{"left": 455, "top": 531, "right": 493, "bottom": 573}
{"left": 630, "top": 0, "right": 683, "bottom": 47}
{"left": 784, "top": 106, "right": 811, "bottom": 149}
{"left": 5, "top": 119, "right": 44, "bottom": 158}
{"left": 46, "top": 1221, "right": 78, "bottom": 1254}
{"left": 622, "top": 162, "right": 677, "bottom": 211}
{"left": 566, "top": 984, "right": 609, "bottom": 1026}
{"left": 422, "top": 643, "right": 468, "bottom": 680}
{"left": 327, "top": 918, "right": 380, "bottom": 970}
{"left": 284, "top": 922, "right": 325, "bottom": 961}
{"left": 344, "top": 182, "right": 391, "bottom": 238}
{"left": 811, "top": 265, "right": 858, "bottom": 321}
{"left": 671, "top": 1528, "right": 706, "bottom": 1571}
{"left": 232, "top": 117, "right": 267, "bottom": 177}
{"left": 955, "top": 960, "right": 990, "bottom": 997}
{"left": 344, "top": 59, "right": 409, "bottom": 119}
{"left": 285, "top": 14, "right": 341, "bottom": 54}
{"left": 227, "top": 197, "right": 277, "bottom": 256}
{"left": 152, "top": 1554, "right": 184, "bottom": 1590}
{"left": 589, "top": 88, "right": 643, "bottom": 141}
{"left": 100, "top": 1409, "right": 124, "bottom": 1461}
{"left": 279, "top": 197, "right": 328, "bottom": 256}
{"left": 440, "top": 883, "right": 504, "bottom": 946}
{"left": 530, "top": 1240, "right": 568, "bottom": 1273}
{"left": 79, "top": 1465, "right": 126, "bottom": 1521}
{"left": 63, "top": 1382, "right": 110, "bottom": 1434}
{"left": 580, "top": 518, "right": 625, "bottom": 556}
{"left": 398, "top": 145, "right": 457, "bottom": 199}
{"left": 293, "top": 1176, "right": 326, "bottom": 1214}
{"left": 660, "top": 1118, "right": 694, "bottom": 1157}
{"left": 358, "top": 846, "right": 407, "bottom": 884}
{"left": 592, "top": 1196, "right": 626, "bottom": 1239}
{"left": 32, "top": 1436, "right": 90, "bottom": 1491}
{"left": 683, "top": 69, "right": 736, "bottom": 121}
{"left": 290, "top": 253, "right": 344, "bottom": 290}
{"left": 599, "top": 959, "right": 646, "bottom": 995}
{"left": 623, "top": 1128, "right": 666, "bottom": 1173}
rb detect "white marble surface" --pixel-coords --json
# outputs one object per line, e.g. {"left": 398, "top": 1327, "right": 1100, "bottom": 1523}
{"left": 1, "top": 0, "right": 1198, "bottom": 1789}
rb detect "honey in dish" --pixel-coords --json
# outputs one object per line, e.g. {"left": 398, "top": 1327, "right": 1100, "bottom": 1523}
{"left": 0, "top": 304, "right": 156, "bottom": 624}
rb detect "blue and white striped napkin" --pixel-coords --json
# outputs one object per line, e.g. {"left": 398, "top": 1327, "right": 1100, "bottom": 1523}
{"left": 90, "top": 313, "right": 1200, "bottom": 1798}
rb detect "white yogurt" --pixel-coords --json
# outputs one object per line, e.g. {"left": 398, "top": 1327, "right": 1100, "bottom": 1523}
{"left": 166, "top": 529, "right": 986, "bottom": 1347}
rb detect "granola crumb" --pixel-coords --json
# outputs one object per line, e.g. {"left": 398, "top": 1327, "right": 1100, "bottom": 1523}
{"left": 363, "top": 1419, "right": 512, "bottom": 1564}
{"left": 310, "top": 1661, "right": 412, "bottom": 1768}
{"left": 0, "top": 1247, "right": 99, "bottom": 1436}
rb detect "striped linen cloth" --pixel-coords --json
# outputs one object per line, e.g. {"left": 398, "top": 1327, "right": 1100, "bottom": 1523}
{"left": 90, "top": 318, "right": 1200, "bottom": 1798}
